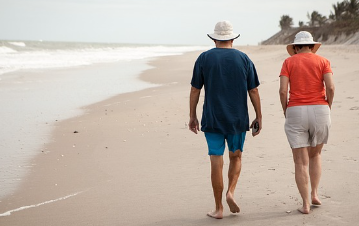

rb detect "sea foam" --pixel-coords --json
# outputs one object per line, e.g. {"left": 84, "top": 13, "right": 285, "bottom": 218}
{"left": 0, "top": 41, "right": 208, "bottom": 76}
{"left": 8, "top": 42, "right": 26, "bottom": 47}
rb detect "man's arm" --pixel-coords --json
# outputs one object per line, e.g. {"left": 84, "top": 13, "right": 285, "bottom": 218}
{"left": 189, "top": 86, "right": 201, "bottom": 134}
{"left": 323, "top": 73, "right": 335, "bottom": 109}
{"left": 279, "top": 76, "right": 289, "bottom": 116}
{"left": 248, "top": 87, "right": 262, "bottom": 136}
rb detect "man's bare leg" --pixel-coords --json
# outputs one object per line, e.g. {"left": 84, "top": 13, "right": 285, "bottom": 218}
{"left": 292, "top": 147, "right": 311, "bottom": 214}
{"left": 309, "top": 144, "right": 323, "bottom": 205}
{"left": 208, "top": 155, "right": 224, "bottom": 219}
{"left": 226, "top": 149, "right": 241, "bottom": 213}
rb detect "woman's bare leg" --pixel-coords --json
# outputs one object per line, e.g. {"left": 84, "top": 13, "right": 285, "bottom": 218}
{"left": 309, "top": 144, "right": 323, "bottom": 205}
{"left": 292, "top": 147, "right": 311, "bottom": 214}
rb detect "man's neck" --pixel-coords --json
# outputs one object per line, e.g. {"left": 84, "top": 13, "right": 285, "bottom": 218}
{"left": 214, "top": 40, "right": 233, "bottom": 49}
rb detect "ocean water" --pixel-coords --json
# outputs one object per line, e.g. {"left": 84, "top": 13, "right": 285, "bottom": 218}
{"left": 0, "top": 40, "right": 208, "bottom": 199}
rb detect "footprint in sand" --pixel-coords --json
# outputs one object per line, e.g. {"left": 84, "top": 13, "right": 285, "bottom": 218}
{"left": 321, "top": 194, "right": 331, "bottom": 199}
{"left": 346, "top": 97, "right": 354, "bottom": 99}
{"left": 350, "top": 106, "right": 359, "bottom": 110}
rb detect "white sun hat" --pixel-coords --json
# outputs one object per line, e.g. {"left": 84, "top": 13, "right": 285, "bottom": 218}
{"left": 207, "top": 21, "right": 240, "bottom": 41}
{"left": 287, "top": 31, "right": 321, "bottom": 56}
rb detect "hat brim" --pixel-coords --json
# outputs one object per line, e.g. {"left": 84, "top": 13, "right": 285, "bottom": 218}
{"left": 286, "top": 42, "right": 321, "bottom": 56}
{"left": 207, "top": 33, "right": 240, "bottom": 41}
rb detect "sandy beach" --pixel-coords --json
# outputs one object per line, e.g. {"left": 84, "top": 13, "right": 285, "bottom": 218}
{"left": 0, "top": 45, "right": 359, "bottom": 225}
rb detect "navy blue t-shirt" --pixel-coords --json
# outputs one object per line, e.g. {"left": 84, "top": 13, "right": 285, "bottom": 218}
{"left": 191, "top": 48, "right": 260, "bottom": 134}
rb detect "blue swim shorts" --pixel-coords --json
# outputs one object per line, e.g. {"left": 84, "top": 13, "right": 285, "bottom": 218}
{"left": 204, "top": 132, "right": 246, "bottom": 156}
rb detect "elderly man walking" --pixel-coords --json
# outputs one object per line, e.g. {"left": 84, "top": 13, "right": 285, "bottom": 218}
{"left": 189, "top": 21, "right": 262, "bottom": 219}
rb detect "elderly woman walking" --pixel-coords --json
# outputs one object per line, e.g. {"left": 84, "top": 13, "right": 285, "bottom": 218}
{"left": 279, "top": 31, "right": 335, "bottom": 214}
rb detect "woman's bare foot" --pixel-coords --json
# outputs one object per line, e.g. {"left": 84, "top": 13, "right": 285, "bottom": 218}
{"left": 297, "top": 206, "right": 310, "bottom": 214}
{"left": 312, "top": 196, "right": 322, "bottom": 205}
{"left": 207, "top": 210, "right": 223, "bottom": 219}
{"left": 226, "top": 192, "right": 240, "bottom": 213}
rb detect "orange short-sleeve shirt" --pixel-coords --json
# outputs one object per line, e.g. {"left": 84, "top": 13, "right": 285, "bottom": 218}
{"left": 280, "top": 52, "right": 332, "bottom": 107}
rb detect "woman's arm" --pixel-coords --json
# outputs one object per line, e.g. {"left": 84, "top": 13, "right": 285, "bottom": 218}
{"left": 323, "top": 73, "right": 335, "bottom": 109}
{"left": 279, "top": 76, "right": 289, "bottom": 116}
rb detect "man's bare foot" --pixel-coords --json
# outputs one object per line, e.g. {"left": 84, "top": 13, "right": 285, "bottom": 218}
{"left": 207, "top": 210, "right": 223, "bottom": 219}
{"left": 297, "top": 206, "right": 310, "bottom": 214}
{"left": 312, "top": 196, "right": 322, "bottom": 205}
{"left": 226, "top": 192, "right": 240, "bottom": 213}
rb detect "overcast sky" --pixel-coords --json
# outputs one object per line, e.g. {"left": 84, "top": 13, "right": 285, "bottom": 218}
{"left": 0, "top": 0, "right": 334, "bottom": 45}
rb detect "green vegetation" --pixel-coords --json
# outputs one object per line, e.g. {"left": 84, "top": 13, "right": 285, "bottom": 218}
{"left": 307, "top": 11, "right": 327, "bottom": 27}
{"left": 329, "top": 0, "right": 359, "bottom": 34}
{"left": 279, "top": 15, "right": 294, "bottom": 30}
{"left": 279, "top": 0, "right": 359, "bottom": 38}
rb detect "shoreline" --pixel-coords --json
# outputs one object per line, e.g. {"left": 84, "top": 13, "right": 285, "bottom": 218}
{"left": 0, "top": 58, "right": 156, "bottom": 199}
{"left": 1, "top": 46, "right": 359, "bottom": 225}
{"left": 0, "top": 50, "right": 203, "bottom": 216}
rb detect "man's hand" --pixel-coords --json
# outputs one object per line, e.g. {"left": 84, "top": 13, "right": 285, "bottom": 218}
{"left": 250, "top": 118, "right": 262, "bottom": 137}
{"left": 248, "top": 87, "right": 262, "bottom": 137}
{"left": 189, "top": 117, "right": 200, "bottom": 134}
{"left": 189, "top": 86, "right": 201, "bottom": 134}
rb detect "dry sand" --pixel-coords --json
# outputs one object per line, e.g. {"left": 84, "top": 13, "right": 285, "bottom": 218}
{"left": 0, "top": 45, "right": 359, "bottom": 226}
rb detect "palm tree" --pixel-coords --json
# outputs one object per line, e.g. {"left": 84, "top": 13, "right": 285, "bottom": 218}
{"left": 331, "top": 1, "right": 347, "bottom": 20}
{"left": 307, "top": 11, "right": 327, "bottom": 26}
{"left": 279, "top": 15, "right": 293, "bottom": 30}
{"left": 345, "top": 0, "right": 359, "bottom": 18}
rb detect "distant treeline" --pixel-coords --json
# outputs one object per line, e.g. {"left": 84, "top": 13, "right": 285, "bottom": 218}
{"left": 279, "top": 0, "right": 359, "bottom": 36}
